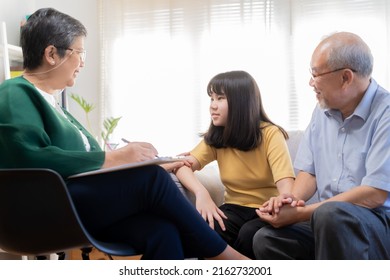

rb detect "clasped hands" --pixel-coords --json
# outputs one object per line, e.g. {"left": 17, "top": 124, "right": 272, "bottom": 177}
{"left": 256, "top": 194, "right": 305, "bottom": 228}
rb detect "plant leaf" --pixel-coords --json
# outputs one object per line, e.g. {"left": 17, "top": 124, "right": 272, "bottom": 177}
{"left": 101, "top": 116, "right": 122, "bottom": 141}
{"left": 70, "top": 93, "right": 95, "bottom": 113}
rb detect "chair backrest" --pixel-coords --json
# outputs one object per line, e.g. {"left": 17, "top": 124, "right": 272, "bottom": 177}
{"left": 0, "top": 168, "right": 139, "bottom": 258}
{"left": 0, "top": 169, "right": 91, "bottom": 256}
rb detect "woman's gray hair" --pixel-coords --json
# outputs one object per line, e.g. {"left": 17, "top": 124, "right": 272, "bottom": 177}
{"left": 20, "top": 8, "right": 87, "bottom": 70}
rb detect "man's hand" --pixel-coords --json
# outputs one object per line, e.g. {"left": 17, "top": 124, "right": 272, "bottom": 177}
{"left": 256, "top": 203, "right": 301, "bottom": 228}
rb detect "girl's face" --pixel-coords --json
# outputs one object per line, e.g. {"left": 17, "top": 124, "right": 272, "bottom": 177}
{"left": 209, "top": 91, "right": 228, "bottom": 126}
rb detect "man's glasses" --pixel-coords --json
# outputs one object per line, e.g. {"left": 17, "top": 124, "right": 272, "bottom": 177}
{"left": 55, "top": 46, "right": 86, "bottom": 63}
{"left": 309, "top": 67, "right": 356, "bottom": 80}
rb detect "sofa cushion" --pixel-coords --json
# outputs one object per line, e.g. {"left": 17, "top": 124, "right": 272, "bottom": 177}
{"left": 171, "top": 168, "right": 225, "bottom": 206}
{"left": 194, "top": 164, "right": 225, "bottom": 206}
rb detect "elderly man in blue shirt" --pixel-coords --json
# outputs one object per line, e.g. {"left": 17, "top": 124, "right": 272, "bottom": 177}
{"left": 253, "top": 31, "right": 390, "bottom": 259}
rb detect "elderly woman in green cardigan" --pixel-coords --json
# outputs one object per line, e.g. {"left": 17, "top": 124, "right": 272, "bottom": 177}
{"left": 0, "top": 8, "right": 248, "bottom": 260}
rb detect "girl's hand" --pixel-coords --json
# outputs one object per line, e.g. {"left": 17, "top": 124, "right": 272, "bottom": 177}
{"left": 195, "top": 190, "right": 228, "bottom": 230}
{"left": 260, "top": 194, "right": 292, "bottom": 214}
{"left": 260, "top": 194, "right": 306, "bottom": 214}
{"left": 160, "top": 160, "right": 191, "bottom": 173}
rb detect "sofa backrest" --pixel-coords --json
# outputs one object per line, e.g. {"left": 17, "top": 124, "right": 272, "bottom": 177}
{"left": 286, "top": 130, "right": 304, "bottom": 175}
{"left": 287, "top": 130, "right": 319, "bottom": 204}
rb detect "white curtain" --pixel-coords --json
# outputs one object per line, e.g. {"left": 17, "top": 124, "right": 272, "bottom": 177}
{"left": 99, "top": 0, "right": 390, "bottom": 156}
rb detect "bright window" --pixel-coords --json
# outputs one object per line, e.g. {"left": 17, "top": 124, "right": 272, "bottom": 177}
{"left": 99, "top": 0, "right": 390, "bottom": 155}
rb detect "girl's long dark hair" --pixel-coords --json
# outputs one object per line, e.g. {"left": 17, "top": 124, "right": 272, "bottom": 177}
{"left": 203, "top": 71, "right": 288, "bottom": 151}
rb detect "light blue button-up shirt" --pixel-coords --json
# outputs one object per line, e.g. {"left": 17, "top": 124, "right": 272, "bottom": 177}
{"left": 295, "top": 79, "right": 390, "bottom": 211}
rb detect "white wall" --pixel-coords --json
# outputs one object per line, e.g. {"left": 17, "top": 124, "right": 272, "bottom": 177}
{"left": 0, "top": 0, "right": 34, "bottom": 45}
{"left": 0, "top": 0, "right": 101, "bottom": 133}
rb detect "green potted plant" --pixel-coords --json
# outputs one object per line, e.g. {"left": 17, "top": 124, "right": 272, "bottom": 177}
{"left": 70, "top": 93, "right": 121, "bottom": 151}
{"left": 101, "top": 116, "right": 122, "bottom": 150}
{"left": 69, "top": 93, "right": 95, "bottom": 133}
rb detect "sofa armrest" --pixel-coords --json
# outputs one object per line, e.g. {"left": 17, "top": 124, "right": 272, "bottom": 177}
{"left": 169, "top": 165, "right": 225, "bottom": 207}
{"left": 194, "top": 164, "right": 225, "bottom": 207}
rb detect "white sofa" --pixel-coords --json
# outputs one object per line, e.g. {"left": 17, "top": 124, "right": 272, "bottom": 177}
{"left": 182, "top": 130, "right": 309, "bottom": 206}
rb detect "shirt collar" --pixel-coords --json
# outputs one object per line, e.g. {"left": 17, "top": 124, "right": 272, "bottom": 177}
{"left": 35, "top": 87, "right": 65, "bottom": 117}
{"left": 352, "top": 78, "right": 378, "bottom": 121}
{"left": 324, "top": 78, "right": 378, "bottom": 122}
{"left": 35, "top": 87, "right": 56, "bottom": 107}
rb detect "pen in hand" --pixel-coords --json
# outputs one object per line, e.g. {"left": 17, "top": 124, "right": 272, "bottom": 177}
{"left": 121, "top": 138, "right": 161, "bottom": 160}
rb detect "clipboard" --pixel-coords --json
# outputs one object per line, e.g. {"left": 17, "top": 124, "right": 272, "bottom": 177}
{"left": 68, "top": 156, "right": 188, "bottom": 179}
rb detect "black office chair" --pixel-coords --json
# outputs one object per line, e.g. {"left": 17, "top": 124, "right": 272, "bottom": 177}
{"left": 0, "top": 168, "right": 139, "bottom": 260}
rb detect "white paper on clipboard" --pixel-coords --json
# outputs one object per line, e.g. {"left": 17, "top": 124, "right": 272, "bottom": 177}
{"left": 68, "top": 156, "right": 188, "bottom": 179}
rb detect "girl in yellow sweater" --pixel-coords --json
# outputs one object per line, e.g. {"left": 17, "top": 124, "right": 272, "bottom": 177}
{"left": 175, "top": 70, "right": 295, "bottom": 258}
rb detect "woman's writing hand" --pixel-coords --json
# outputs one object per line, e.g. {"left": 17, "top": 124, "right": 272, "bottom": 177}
{"left": 102, "top": 141, "right": 158, "bottom": 168}
{"left": 122, "top": 141, "right": 158, "bottom": 162}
